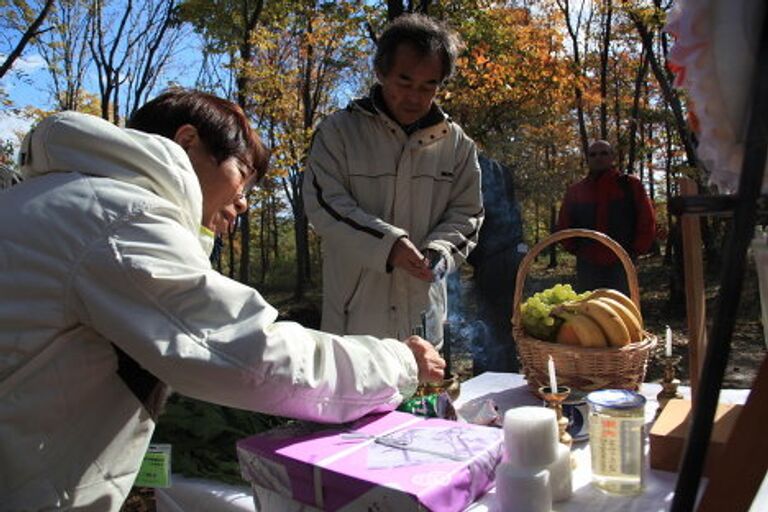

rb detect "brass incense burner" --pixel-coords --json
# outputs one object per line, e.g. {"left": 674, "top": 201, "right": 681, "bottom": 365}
{"left": 415, "top": 372, "right": 461, "bottom": 402}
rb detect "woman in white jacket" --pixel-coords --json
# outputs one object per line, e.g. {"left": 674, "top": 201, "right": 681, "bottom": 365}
{"left": 0, "top": 89, "right": 444, "bottom": 510}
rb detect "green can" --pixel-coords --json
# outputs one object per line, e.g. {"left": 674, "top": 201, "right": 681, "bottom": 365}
{"left": 397, "top": 392, "right": 456, "bottom": 420}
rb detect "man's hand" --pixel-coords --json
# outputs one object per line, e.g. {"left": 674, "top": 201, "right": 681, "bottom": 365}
{"left": 387, "top": 238, "right": 432, "bottom": 281}
{"left": 404, "top": 335, "right": 446, "bottom": 383}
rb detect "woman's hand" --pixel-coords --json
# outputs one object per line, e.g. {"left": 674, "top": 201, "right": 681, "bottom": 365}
{"left": 404, "top": 335, "right": 446, "bottom": 383}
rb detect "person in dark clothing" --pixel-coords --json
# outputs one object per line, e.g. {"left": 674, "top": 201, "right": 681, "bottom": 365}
{"left": 556, "top": 140, "right": 656, "bottom": 294}
{"left": 467, "top": 155, "right": 525, "bottom": 373}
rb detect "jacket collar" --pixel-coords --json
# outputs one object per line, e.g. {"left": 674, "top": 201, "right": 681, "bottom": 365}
{"left": 587, "top": 166, "right": 621, "bottom": 182}
{"left": 350, "top": 85, "right": 447, "bottom": 135}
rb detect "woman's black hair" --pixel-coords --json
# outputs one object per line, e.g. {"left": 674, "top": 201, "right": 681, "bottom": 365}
{"left": 127, "top": 88, "right": 269, "bottom": 184}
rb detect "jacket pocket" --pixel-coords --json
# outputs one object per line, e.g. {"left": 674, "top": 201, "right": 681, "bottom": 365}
{"left": 342, "top": 268, "right": 365, "bottom": 332}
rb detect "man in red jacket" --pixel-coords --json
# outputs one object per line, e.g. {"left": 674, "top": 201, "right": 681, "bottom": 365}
{"left": 556, "top": 140, "right": 656, "bottom": 294}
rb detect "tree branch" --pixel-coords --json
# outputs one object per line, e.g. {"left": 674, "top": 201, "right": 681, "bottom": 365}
{"left": 0, "top": 0, "right": 55, "bottom": 80}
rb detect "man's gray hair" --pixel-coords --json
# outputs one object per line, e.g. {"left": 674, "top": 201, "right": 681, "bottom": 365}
{"left": 374, "top": 13, "right": 463, "bottom": 83}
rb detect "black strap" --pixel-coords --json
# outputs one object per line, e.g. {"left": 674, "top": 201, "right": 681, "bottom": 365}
{"left": 619, "top": 174, "right": 637, "bottom": 222}
{"left": 619, "top": 174, "right": 638, "bottom": 257}
{"left": 113, "top": 343, "right": 169, "bottom": 421}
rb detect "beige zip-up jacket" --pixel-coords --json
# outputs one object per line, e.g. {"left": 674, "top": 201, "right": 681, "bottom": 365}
{"left": 0, "top": 112, "right": 418, "bottom": 510}
{"left": 303, "top": 94, "right": 484, "bottom": 345}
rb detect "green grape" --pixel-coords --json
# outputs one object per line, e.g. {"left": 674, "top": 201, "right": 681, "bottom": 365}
{"left": 520, "top": 282, "right": 582, "bottom": 340}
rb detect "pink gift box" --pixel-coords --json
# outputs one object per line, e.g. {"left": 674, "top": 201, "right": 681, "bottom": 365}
{"left": 236, "top": 410, "right": 504, "bottom": 511}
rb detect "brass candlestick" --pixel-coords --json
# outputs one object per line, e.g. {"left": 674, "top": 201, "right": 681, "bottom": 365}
{"left": 539, "top": 385, "right": 573, "bottom": 448}
{"left": 656, "top": 354, "right": 683, "bottom": 417}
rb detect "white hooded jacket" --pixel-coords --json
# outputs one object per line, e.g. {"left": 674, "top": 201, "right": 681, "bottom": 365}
{"left": 0, "top": 112, "right": 418, "bottom": 510}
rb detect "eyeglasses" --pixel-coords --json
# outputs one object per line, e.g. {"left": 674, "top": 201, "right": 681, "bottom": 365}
{"left": 588, "top": 151, "right": 611, "bottom": 157}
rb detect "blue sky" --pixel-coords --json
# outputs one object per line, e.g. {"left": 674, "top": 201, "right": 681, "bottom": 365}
{"left": 0, "top": 53, "right": 49, "bottom": 140}
{"left": 0, "top": 32, "right": 204, "bottom": 145}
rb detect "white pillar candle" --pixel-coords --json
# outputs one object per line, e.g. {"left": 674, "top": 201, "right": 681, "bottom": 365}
{"left": 495, "top": 462, "right": 552, "bottom": 512}
{"left": 666, "top": 325, "right": 673, "bottom": 357}
{"left": 548, "top": 443, "right": 573, "bottom": 502}
{"left": 504, "top": 406, "right": 558, "bottom": 469}
{"left": 548, "top": 355, "right": 558, "bottom": 392}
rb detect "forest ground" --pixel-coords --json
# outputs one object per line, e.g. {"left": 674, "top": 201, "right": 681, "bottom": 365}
{"left": 121, "top": 251, "right": 767, "bottom": 511}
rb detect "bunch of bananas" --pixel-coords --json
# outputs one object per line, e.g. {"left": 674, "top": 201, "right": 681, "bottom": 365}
{"left": 551, "top": 289, "right": 644, "bottom": 348}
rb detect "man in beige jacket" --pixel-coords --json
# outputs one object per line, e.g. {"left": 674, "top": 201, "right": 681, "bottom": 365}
{"left": 303, "top": 14, "right": 483, "bottom": 348}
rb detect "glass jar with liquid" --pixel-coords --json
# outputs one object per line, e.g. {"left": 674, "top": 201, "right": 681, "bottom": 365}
{"left": 586, "top": 389, "right": 646, "bottom": 495}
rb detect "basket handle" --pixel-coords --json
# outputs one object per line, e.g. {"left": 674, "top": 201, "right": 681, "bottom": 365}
{"left": 511, "top": 228, "right": 640, "bottom": 327}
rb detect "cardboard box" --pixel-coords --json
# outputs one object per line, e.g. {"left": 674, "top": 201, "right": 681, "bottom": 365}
{"left": 649, "top": 398, "right": 742, "bottom": 475}
{"left": 237, "top": 411, "right": 504, "bottom": 512}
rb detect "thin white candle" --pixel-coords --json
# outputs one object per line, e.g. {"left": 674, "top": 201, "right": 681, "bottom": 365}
{"left": 666, "top": 325, "right": 672, "bottom": 357}
{"left": 548, "top": 355, "right": 558, "bottom": 392}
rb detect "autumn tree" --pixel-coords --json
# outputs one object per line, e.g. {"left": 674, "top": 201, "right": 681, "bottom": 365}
{"left": 243, "top": 1, "right": 373, "bottom": 299}
{"left": 88, "top": 0, "right": 183, "bottom": 123}
{"left": 180, "top": 0, "right": 274, "bottom": 284}
{"left": 0, "top": 0, "right": 55, "bottom": 82}
{"left": 433, "top": 1, "right": 576, "bottom": 241}
{"left": 555, "top": 0, "right": 592, "bottom": 160}
{"left": 624, "top": 1, "right": 697, "bottom": 168}
{"left": 33, "top": 0, "right": 91, "bottom": 111}
{"left": 385, "top": 0, "right": 432, "bottom": 21}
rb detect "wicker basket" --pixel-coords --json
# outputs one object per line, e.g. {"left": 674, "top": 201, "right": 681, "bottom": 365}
{"left": 511, "top": 228, "right": 657, "bottom": 394}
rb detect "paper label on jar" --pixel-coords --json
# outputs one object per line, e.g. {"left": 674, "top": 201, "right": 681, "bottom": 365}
{"left": 589, "top": 416, "right": 643, "bottom": 478}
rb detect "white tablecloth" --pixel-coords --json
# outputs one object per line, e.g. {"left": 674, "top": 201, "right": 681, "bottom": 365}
{"left": 156, "top": 476, "right": 254, "bottom": 512}
{"left": 455, "top": 372, "right": 762, "bottom": 512}
{"left": 156, "top": 372, "right": 766, "bottom": 511}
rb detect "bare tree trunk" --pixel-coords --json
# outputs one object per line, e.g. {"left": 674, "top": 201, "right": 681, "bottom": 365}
{"left": 89, "top": 0, "right": 134, "bottom": 122}
{"left": 260, "top": 204, "right": 268, "bottom": 285}
{"left": 626, "top": 47, "right": 649, "bottom": 175}
{"left": 0, "top": 0, "right": 55, "bottom": 79}
{"left": 664, "top": 118, "right": 674, "bottom": 263}
{"left": 647, "top": 121, "right": 655, "bottom": 199}
{"left": 284, "top": 172, "right": 308, "bottom": 300}
{"left": 234, "top": 0, "right": 265, "bottom": 285}
{"left": 417, "top": 0, "right": 432, "bottom": 14}
{"left": 387, "top": 0, "right": 404, "bottom": 20}
{"left": 36, "top": 0, "right": 91, "bottom": 112}
{"left": 639, "top": 115, "right": 646, "bottom": 183}
{"left": 239, "top": 210, "right": 251, "bottom": 285}
{"left": 557, "top": 0, "right": 590, "bottom": 162}
{"left": 613, "top": 59, "right": 624, "bottom": 169}
{"left": 228, "top": 229, "right": 236, "bottom": 279}
{"left": 598, "top": 0, "right": 613, "bottom": 140}
{"left": 629, "top": 10, "right": 697, "bottom": 168}
{"left": 548, "top": 205, "right": 558, "bottom": 268}
{"left": 271, "top": 195, "right": 279, "bottom": 262}
{"left": 295, "top": 210, "right": 309, "bottom": 299}
{"left": 125, "top": 0, "right": 179, "bottom": 118}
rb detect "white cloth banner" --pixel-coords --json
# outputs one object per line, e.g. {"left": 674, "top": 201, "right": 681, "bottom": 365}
{"left": 665, "top": 0, "right": 768, "bottom": 193}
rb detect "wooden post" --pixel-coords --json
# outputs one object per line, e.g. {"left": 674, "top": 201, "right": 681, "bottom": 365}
{"left": 697, "top": 355, "right": 768, "bottom": 512}
{"left": 678, "top": 177, "right": 707, "bottom": 406}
